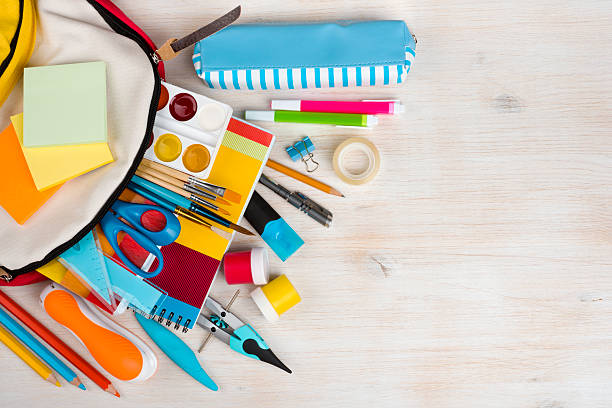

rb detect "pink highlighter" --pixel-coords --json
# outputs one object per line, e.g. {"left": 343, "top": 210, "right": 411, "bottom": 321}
{"left": 270, "top": 99, "right": 404, "bottom": 115}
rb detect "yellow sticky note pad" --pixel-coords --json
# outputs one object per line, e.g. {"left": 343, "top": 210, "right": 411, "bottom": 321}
{"left": 11, "top": 113, "right": 114, "bottom": 191}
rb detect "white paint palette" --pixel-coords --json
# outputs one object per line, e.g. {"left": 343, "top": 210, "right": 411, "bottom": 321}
{"left": 145, "top": 81, "right": 232, "bottom": 179}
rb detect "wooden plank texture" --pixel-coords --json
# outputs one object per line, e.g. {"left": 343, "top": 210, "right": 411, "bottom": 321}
{"left": 2, "top": 1, "right": 611, "bottom": 407}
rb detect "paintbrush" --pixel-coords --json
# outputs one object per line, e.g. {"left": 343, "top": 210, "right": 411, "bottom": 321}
{"left": 135, "top": 170, "right": 231, "bottom": 216}
{"left": 141, "top": 159, "right": 242, "bottom": 203}
{"left": 126, "top": 185, "right": 231, "bottom": 240}
{"left": 137, "top": 164, "right": 230, "bottom": 206}
{"left": 131, "top": 175, "right": 254, "bottom": 236}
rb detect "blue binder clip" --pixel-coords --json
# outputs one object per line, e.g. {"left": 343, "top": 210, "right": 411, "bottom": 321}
{"left": 285, "top": 136, "right": 319, "bottom": 172}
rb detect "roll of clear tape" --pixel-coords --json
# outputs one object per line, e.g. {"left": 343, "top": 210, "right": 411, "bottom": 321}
{"left": 332, "top": 137, "right": 380, "bottom": 185}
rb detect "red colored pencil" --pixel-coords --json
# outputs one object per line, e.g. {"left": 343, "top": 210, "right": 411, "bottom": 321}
{"left": 0, "top": 289, "right": 119, "bottom": 397}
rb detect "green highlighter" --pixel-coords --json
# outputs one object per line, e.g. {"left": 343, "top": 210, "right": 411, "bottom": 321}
{"left": 245, "top": 110, "right": 378, "bottom": 128}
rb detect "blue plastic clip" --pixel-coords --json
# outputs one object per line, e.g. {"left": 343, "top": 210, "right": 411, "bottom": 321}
{"left": 285, "top": 136, "right": 319, "bottom": 172}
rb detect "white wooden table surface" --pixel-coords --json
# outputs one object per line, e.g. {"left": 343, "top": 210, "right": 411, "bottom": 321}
{"left": 3, "top": 1, "right": 612, "bottom": 407}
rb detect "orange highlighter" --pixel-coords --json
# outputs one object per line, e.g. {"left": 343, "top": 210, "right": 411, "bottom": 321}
{"left": 40, "top": 283, "right": 157, "bottom": 382}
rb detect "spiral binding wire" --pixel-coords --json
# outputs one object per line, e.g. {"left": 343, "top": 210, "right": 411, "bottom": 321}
{"left": 129, "top": 305, "right": 191, "bottom": 333}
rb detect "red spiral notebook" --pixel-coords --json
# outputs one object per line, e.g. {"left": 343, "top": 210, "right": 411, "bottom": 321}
{"left": 104, "top": 117, "right": 274, "bottom": 331}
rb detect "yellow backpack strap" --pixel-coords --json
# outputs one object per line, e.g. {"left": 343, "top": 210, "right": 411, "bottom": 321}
{"left": 0, "top": 0, "right": 36, "bottom": 107}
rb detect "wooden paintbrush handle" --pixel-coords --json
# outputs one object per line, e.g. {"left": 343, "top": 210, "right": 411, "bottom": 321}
{"left": 137, "top": 167, "right": 222, "bottom": 206}
{"left": 141, "top": 159, "right": 190, "bottom": 183}
{"left": 139, "top": 166, "right": 185, "bottom": 189}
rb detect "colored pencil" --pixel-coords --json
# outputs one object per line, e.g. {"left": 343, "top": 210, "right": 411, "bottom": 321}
{"left": 0, "top": 324, "right": 60, "bottom": 387}
{"left": 141, "top": 159, "right": 242, "bottom": 203}
{"left": 137, "top": 165, "right": 230, "bottom": 206}
{"left": 266, "top": 159, "right": 344, "bottom": 197}
{"left": 0, "top": 289, "right": 119, "bottom": 397}
{"left": 131, "top": 175, "right": 254, "bottom": 236}
{"left": 135, "top": 170, "right": 231, "bottom": 216}
{"left": 0, "top": 307, "right": 85, "bottom": 389}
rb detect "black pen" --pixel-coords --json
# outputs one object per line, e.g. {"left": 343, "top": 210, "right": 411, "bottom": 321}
{"left": 259, "top": 174, "right": 333, "bottom": 227}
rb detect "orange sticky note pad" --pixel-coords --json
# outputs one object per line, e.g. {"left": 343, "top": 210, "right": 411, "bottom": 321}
{"left": 0, "top": 123, "right": 61, "bottom": 224}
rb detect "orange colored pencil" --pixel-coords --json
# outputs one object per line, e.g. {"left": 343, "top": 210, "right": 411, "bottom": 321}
{"left": 0, "top": 289, "right": 119, "bottom": 397}
{"left": 266, "top": 159, "right": 344, "bottom": 197}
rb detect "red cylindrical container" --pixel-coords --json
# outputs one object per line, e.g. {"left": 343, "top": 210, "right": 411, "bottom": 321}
{"left": 223, "top": 247, "right": 269, "bottom": 285}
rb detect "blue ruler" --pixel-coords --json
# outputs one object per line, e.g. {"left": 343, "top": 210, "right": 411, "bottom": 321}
{"left": 58, "top": 230, "right": 114, "bottom": 306}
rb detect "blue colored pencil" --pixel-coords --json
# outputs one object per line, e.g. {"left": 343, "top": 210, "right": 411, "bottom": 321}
{"left": 0, "top": 307, "right": 85, "bottom": 390}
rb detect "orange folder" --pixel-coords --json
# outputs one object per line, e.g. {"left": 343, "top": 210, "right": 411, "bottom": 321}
{"left": 0, "top": 123, "right": 61, "bottom": 224}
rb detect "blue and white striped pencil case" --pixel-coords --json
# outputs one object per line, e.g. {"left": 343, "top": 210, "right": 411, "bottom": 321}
{"left": 192, "top": 20, "right": 416, "bottom": 90}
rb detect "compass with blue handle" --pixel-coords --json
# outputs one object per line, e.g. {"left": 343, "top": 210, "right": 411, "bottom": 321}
{"left": 197, "top": 297, "right": 291, "bottom": 373}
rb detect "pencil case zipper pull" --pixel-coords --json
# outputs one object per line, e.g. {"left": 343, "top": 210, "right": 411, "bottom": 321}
{"left": 153, "top": 6, "right": 241, "bottom": 62}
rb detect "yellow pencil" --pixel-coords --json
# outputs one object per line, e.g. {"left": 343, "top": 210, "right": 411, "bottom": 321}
{"left": 0, "top": 324, "right": 60, "bottom": 387}
{"left": 266, "top": 159, "right": 344, "bottom": 197}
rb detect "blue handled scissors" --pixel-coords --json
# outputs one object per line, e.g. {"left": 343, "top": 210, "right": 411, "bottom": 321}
{"left": 101, "top": 200, "right": 181, "bottom": 278}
